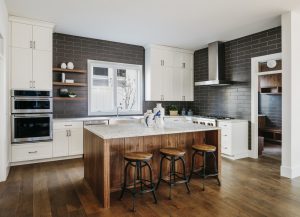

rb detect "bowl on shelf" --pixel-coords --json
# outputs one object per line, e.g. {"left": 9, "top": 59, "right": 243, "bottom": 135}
{"left": 69, "top": 94, "right": 77, "bottom": 98}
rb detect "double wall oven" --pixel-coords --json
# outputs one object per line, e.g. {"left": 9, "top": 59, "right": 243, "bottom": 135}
{"left": 11, "top": 90, "right": 53, "bottom": 143}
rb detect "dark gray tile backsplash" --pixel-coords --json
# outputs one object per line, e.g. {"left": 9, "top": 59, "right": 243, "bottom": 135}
{"left": 192, "top": 27, "right": 282, "bottom": 121}
{"left": 53, "top": 27, "right": 281, "bottom": 121}
{"left": 259, "top": 94, "right": 282, "bottom": 128}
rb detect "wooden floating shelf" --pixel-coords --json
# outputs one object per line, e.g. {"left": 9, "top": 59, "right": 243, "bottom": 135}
{"left": 53, "top": 82, "right": 86, "bottom": 87}
{"left": 258, "top": 70, "right": 282, "bottom": 76}
{"left": 53, "top": 97, "right": 85, "bottom": 101}
{"left": 53, "top": 68, "right": 87, "bottom": 74}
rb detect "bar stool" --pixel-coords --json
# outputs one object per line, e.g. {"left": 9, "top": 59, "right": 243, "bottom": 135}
{"left": 119, "top": 152, "right": 157, "bottom": 212}
{"left": 188, "top": 144, "right": 221, "bottom": 190}
{"left": 156, "top": 148, "right": 190, "bottom": 199}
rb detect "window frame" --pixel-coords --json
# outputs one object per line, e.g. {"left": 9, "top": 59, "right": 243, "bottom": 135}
{"left": 88, "top": 59, "right": 143, "bottom": 116}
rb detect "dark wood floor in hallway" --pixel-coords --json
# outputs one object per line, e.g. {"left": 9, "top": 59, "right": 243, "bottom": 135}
{"left": 1, "top": 156, "right": 300, "bottom": 217}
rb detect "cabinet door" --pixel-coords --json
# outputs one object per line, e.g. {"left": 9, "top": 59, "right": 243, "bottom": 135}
{"left": 182, "top": 53, "right": 193, "bottom": 69}
{"left": 11, "top": 47, "right": 33, "bottom": 89}
{"left": 161, "top": 67, "right": 174, "bottom": 101}
{"left": 171, "top": 68, "right": 182, "bottom": 101}
{"left": 32, "top": 50, "right": 52, "bottom": 90}
{"left": 163, "top": 50, "right": 174, "bottom": 67}
{"left": 11, "top": 22, "right": 32, "bottom": 49}
{"left": 150, "top": 48, "right": 165, "bottom": 66}
{"left": 182, "top": 69, "right": 194, "bottom": 101}
{"left": 53, "top": 129, "right": 69, "bottom": 157}
{"left": 150, "top": 48, "right": 174, "bottom": 67}
{"left": 148, "top": 65, "right": 163, "bottom": 101}
{"left": 174, "top": 52, "right": 193, "bottom": 69}
{"left": 69, "top": 128, "right": 83, "bottom": 155}
{"left": 33, "top": 26, "right": 52, "bottom": 51}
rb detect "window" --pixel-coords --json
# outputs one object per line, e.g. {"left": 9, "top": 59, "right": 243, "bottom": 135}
{"left": 88, "top": 60, "right": 143, "bottom": 116}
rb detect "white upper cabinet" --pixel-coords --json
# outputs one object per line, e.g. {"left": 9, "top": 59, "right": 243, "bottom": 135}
{"left": 33, "top": 50, "right": 52, "bottom": 90}
{"left": 33, "top": 26, "right": 52, "bottom": 51}
{"left": 11, "top": 22, "right": 32, "bottom": 49}
{"left": 9, "top": 16, "right": 54, "bottom": 90}
{"left": 11, "top": 47, "right": 33, "bottom": 89}
{"left": 145, "top": 45, "right": 194, "bottom": 101}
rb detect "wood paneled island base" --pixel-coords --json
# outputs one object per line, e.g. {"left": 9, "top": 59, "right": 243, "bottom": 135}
{"left": 84, "top": 128, "right": 221, "bottom": 208}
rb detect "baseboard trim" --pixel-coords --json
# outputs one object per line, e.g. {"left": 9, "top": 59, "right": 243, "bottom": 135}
{"left": 222, "top": 152, "right": 249, "bottom": 160}
{"left": 0, "top": 161, "right": 10, "bottom": 182}
{"left": 10, "top": 155, "right": 83, "bottom": 166}
{"left": 280, "top": 165, "right": 300, "bottom": 179}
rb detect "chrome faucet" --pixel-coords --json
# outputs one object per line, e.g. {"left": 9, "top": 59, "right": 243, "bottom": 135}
{"left": 116, "top": 106, "right": 122, "bottom": 117}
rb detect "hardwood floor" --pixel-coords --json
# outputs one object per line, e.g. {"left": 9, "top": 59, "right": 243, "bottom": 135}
{"left": 1, "top": 157, "right": 300, "bottom": 217}
{"left": 262, "top": 142, "right": 281, "bottom": 161}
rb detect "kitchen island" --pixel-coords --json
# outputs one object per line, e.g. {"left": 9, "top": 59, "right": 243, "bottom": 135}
{"left": 83, "top": 122, "right": 221, "bottom": 208}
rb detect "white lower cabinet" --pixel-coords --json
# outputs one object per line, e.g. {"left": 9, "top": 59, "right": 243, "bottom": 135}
{"left": 218, "top": 120, "right": 248, "bottom": 160}
{"left": 11, "top": 142, "right": 52, "bottom": 162}
{"left": 68, "top": 128, "right": 83, "bottom": 156}
{"left": 53, "top": 129, "right": 69, "bottom": 157}
{"left": 53, "top": 121, "right": 83, "bottom": 157}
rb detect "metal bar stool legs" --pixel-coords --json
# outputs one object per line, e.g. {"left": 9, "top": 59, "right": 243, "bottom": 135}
{"left": 189, "top": 144, "right": 221, "bottom": 191}
{"left": 156, "top": 149, "right": 190, "bottom": 200}
{"left": 119, "top": 152, "right": 157, "bottom": 212}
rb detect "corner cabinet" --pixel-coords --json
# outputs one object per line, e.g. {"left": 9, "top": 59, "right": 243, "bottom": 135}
{"left": 145, "top": 45, "right": 194, "bottom": 101}
{"left": 9, "top": 16, "right": 54, "bottom": 90}
{"left": 218, "top": 120, "right": 249, "bottom": 160}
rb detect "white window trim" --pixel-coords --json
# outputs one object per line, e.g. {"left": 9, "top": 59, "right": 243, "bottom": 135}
{"left": 88, "top": 59, "right": 143, "bottom": 116}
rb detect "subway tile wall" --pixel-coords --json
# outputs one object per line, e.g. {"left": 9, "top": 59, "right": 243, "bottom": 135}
{"left": 193, "top": 27, "right": 282, "bottom": 121}
{"left": 53, "top": 33, "right": 191, "bottom": 118}
{"left": 258, "top": 94, "right": 282, "bottom": 128}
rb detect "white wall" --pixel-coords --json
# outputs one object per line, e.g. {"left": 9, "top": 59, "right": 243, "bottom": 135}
{"left": 281, "top": 11, "right": 300, "bottom": 178}
{"left": 0, "top": 0, "right": 9, "bottom": 182}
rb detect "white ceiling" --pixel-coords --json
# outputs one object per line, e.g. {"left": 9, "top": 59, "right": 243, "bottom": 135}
{"left": 5, "top": 0, "right": 300, "bottom": 50}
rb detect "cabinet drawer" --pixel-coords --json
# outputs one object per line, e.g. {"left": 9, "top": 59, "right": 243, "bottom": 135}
{"left": 54, "top": 121, "right": 83, "bottom": 130}
{"left": 222, "top": 144, "right": 232, "bottom": 155}
{"left": 12, "top": 142, "right": 52, "bottom": 162}
{"left": 219, "top": 123, "right": 232, "bottom": 130}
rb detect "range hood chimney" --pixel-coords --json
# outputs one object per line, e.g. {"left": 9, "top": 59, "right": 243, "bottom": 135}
{"left": 195, "top": 41, "right": 232, "bottom": 86}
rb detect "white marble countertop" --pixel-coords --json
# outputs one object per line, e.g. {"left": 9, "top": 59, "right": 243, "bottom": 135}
{"left": 84, "top": 122, "right": 220, "bottom": 139}
{"left": 54, "top": 116, "right": 144, "bottom": 122}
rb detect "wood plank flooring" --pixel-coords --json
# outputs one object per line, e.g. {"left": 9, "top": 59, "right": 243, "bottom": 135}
{"left": 1, "top": 156, "right": 300, "bottom": 217}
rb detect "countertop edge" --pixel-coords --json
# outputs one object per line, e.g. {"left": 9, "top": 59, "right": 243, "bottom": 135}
{"left": 84, "top": 125, "right": 220, "bottom": 140}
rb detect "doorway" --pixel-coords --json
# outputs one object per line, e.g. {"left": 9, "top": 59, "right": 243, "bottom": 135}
{"left": 250, "top": 53, "right": 282, "bottom": 162}
{"left": 257, "top": 63, "right": 282, "bottom": 161}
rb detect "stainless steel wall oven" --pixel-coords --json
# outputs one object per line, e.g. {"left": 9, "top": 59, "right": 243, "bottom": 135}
{"left": 11, "top": 90, "right": 53, "bottom": 143}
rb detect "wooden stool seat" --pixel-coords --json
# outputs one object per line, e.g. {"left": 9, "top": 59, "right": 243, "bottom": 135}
{"left": 160, "top": 148, "right": 185, "bottom": 157}
{"left": 192, "top": 144, "right": 216, "bottom": 152}
{"left": 124, "top": 152, "right": 153, "bottom": 161}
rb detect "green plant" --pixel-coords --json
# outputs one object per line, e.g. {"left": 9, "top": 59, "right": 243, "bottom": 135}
{"left": 169, "top": 105, "right": 178, "bottom": 111}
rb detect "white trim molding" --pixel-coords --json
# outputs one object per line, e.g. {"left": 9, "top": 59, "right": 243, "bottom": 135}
{"left": 250, "top": 53, "right": 282, "bottom": 159}
{"left": 9, "top": 16, "right": 55, "bottom": 29}
{"left": 281, "top": 11, "right": 300, "bottom": 179}
{"left": 10, "top": 155, "right": 82, "bottom": 166}
{"left": 281, "top": 165, "right": 300, "bottom": 179}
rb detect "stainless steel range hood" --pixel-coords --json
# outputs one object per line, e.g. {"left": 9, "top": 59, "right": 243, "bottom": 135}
{"left": 195, "top": 41, "right": 232, "bottom": 86}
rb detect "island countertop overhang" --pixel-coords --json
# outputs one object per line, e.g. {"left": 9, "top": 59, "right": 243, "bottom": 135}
{"left": 84, "top": 122, "right": 220, "bottom": 139}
